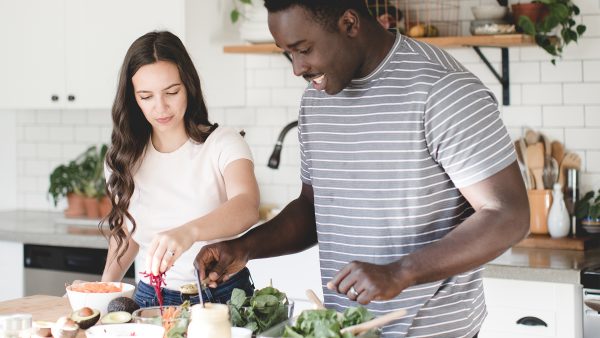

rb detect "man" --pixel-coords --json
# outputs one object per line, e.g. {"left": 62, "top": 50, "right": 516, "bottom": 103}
{"left": 196, "top": 1, "right": 529, "bottom": 336}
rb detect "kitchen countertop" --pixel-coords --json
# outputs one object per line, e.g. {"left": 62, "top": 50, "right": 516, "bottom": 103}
{"left": 1, "top": 210, "right": 599, "bottom": 284}
{"left": 0, "top": 210, "right": 108, "bottom": 249}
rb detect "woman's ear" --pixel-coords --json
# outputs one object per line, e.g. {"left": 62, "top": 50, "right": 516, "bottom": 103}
{"left": 339, "top": 9, "right": 360, "bottom": 36}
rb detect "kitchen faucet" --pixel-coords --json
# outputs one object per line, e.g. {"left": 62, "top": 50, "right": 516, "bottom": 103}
{"left": 267, "top": 120, "right": 298, "bottom": 169}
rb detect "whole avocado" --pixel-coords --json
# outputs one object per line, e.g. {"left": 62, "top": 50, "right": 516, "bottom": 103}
{"left": 107, "top": 297, "right": 140, "bottom": 314}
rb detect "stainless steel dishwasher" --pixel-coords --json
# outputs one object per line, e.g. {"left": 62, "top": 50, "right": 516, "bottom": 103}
{"left": 24, "top": 244, "right": 135, "bottom": 296}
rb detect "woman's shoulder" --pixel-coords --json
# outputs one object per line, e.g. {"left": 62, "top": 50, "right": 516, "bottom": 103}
{"left": 206, "top": 125, "right": 246, "bottom": 144}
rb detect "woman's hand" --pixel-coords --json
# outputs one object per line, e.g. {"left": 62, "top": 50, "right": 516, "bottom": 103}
{"left": 326, "top": 260, "right": 413, "bottom": 305}
{"left": 145, "top": 225, "right": 195, "bottom": 276}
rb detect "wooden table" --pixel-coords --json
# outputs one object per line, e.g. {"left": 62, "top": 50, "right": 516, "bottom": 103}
{"left": 0, "top": 295, "right": 85, "bottom": 337}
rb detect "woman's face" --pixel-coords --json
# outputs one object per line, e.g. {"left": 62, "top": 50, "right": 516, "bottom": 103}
{"left": 132, "top": 60, "right": 187, "bottom": 135}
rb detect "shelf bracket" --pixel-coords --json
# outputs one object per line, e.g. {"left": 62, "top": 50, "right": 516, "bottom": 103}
{"left": 472, "top": 46, "right": 510, "bottom": 105}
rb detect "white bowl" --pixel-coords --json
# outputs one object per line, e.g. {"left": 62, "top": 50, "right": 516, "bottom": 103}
{"left": 66, "top": 282, "right": 135, "bottom": 317}
{"left": 86, "top": 323, "right": 164, "bottom": 338}
{"left": 471, "top": 6, "right": 508, "bottom": 20}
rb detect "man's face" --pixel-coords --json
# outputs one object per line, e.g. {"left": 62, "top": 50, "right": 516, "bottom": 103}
{"left": 268, "top": 6, "right": 361, "bottom": 95}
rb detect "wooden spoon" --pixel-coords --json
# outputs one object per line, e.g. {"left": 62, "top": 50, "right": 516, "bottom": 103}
{"left": 524, "top": 129, "right": 539, "bottom": 146}
{"left": 305, "top": 289, "right": 325, "bottom": 310}
{"left": 518, "top": 138, "right": 533, "bottom": 189}
{"left": 340, "top": 309, "right": 407, "bottom": 336}
{"left": 551, "top": 141, "right": 565, "bottom": 168}
{"left": 526, "top": 143, "right": 545, "bottom": 190}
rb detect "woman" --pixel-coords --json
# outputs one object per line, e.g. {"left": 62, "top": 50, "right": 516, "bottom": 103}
{"left": 100, "top": 31, "right": 259, "bottom": 307}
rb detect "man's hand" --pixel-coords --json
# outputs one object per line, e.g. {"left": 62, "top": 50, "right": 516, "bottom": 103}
{"left": 326, "top": 260, "right": 413, "bottom": 305}
{"left": 194, "top": 240, "right": 249, "bottom": 288}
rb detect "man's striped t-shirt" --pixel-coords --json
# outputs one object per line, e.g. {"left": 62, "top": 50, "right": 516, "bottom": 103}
{"left": 298, "top": 34, "right": 516, "bottom": 337}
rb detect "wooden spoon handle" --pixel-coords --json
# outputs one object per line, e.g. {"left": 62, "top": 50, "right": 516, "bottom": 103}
{"left": 340, "top": 309, "right": 407, "bottom": 335}
{"left": 305, "top": 289, "right": 325, "bottom": 310}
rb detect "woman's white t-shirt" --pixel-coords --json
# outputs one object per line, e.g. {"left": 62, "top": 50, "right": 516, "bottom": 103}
{"left": 118, "top": 126, "right": 253, "bottom": 290}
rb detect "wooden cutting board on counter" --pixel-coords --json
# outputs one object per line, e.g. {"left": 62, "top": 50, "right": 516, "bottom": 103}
{"left": 514, "top": 234, "right": 600, "bottom": 251}
{"left": 0, "top": 295, "right": 85, "bottom": 338}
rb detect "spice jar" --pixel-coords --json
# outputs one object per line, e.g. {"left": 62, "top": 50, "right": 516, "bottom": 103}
{"left": 187, "top": 303, "right": 231, "bottom": 338}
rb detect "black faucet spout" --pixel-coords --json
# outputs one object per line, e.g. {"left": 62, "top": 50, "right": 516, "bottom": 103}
{"left": 268, "top": 120, "right": 298, "bottom": 169}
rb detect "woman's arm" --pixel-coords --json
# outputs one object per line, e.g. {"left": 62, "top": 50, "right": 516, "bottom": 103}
{"left": 102, "top": 230, "right": 139, "bottom": 282}
{"left": 147, "top": 158, "right": 260, "bottom": 275}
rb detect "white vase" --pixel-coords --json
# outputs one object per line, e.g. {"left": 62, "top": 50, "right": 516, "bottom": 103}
{"left": 548, "top": 183, "right": 570, "bottom": 238}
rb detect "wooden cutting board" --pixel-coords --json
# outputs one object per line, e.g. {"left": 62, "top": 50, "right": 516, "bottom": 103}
{"left": 0, "top": 295, "right": 85, "bottom": 337}
{"left": 514, "top": 234, "right": 600, "bottom": 251}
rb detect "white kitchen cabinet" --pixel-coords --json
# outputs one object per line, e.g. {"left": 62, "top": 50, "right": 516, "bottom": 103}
{"left": 0, "top": 241, "right": 24, "bottom": 301}
{"left": 480, "top": 277, "right": 583, "bottom": 338}
{"left": 0, "top": 0, "right": 185, "bottom": 110}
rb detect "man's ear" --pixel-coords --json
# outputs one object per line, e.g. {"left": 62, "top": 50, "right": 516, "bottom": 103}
{"left": 338, "top": 9, "right": 360, "bottom": 37}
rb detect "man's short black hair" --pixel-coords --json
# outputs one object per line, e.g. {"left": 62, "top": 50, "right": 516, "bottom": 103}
{"left": 264, "top": 0, "right": 374, "bottom": 31}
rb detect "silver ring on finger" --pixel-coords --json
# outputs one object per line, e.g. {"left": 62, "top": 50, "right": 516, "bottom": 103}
{"left": 167, "top": 249, "right": 176, "bottom": 256}
{"left": 349, "top": 286, "right": 359, "bottom": 297}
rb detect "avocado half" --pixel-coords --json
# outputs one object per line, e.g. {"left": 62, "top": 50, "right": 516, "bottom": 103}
{"left": 70, "top": 307, "right": 100, "bottom": 329}
{"left": 100, "top": 311, "right": 132, "bottom": 324}
{"left": 107, "top": 297, "right": 140, "bottom": 314}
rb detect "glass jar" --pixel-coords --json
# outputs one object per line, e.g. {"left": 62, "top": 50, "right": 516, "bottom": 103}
{"left": 187, "top": 303, "right": 231, "bottom": 338}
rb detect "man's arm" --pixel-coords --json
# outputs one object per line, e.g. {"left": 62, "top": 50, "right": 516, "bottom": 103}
{"left": 196, "top": 183, "right": 317, "bottom": 284}
{"left": 329, "top": 161, "right": 529, "bottom": 303}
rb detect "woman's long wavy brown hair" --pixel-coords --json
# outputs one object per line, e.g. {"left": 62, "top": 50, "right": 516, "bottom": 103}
{"left": 103, "top": 31, "right": 216, "bottom": 262}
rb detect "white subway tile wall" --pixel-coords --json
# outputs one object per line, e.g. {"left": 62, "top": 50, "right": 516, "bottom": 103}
{"left": 12, "top": 0, "right": 600, "bottom": 210}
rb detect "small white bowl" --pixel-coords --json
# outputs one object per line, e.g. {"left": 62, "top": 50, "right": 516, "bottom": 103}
{"left": 66, "top": 282, "right": 135, "bottom": 316}
{"left": 471, "top": 5, "right": 508, "bottom": 20}
{"left": 86, "top": 323, "right": 164, "bottom": 338}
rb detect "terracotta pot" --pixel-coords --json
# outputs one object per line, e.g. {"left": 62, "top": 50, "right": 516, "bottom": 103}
{"left": 64, "top": 193, "right": 85, "bottom": 218}
{"left": 83, "top": 197, "right": 100, "bottom": 219}
{"left": 528, "top": 189, "right": 553, "bottom": 235}
{"left": 511, "top": 3, "right": 548, "bottom": 25}
{"left": 98, "top": 196, "right": 112, "bottom": 219}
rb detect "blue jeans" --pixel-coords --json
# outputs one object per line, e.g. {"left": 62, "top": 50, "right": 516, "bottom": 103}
{"left": 133, "top": 267, "right": 254, "bottom": 307}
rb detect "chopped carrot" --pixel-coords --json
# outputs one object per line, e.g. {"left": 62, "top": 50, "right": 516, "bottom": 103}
{"left": 70, "top": 282, "right": 122, "bottom": 293}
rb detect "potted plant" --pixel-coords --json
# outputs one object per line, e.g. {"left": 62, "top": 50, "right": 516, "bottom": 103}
{"left": 512, "top": 0, "right": 586, "bottom": 64}
{"left": 48, "top": 160, "right": 86, "bottom": 217}
{"left": 575, "top": 189, "right": 600, "bottom": 227}
{"left": 79, "top": 144, "right": 109, "bottom": 219}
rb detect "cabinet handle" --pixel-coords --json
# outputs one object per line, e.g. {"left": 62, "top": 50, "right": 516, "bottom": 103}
{"left": 67, "top": 94, "right": 76, "bottom": 102}
{"left": 51, "top": 95, "right": 59, "bottom": 102}
{"left": 516, "top": 316, "right": 547, "bottom": 327}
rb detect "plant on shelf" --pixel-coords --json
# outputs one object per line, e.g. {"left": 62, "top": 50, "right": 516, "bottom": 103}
{"left": 513, "top": 0, "right": 586, "bottom": 64}
{"left": 230, "top": 0, "right": 252, "bottom": 23}
{"left": 575, "top": 189, "right": 600, "bottom": 225}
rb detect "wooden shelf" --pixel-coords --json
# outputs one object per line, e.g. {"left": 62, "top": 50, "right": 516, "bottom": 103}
{"left": 223, "top": 34, "right": 535, "bottom": 54}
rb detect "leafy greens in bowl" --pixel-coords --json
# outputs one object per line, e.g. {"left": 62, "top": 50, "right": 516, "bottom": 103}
{"left": 229, "top": 286, "right": 294, "bottom": 334}
{"left": 270, "top": 307, "right": 379, "bottom": 338}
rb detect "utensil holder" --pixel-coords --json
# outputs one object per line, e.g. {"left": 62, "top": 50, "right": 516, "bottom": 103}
{"left": 528, "top": 189, "right": 553, "bottom": 235}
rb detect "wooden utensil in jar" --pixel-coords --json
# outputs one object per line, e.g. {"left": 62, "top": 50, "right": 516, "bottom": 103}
{"left": 526, "top": 142, "right": 545, "bottom": 190}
